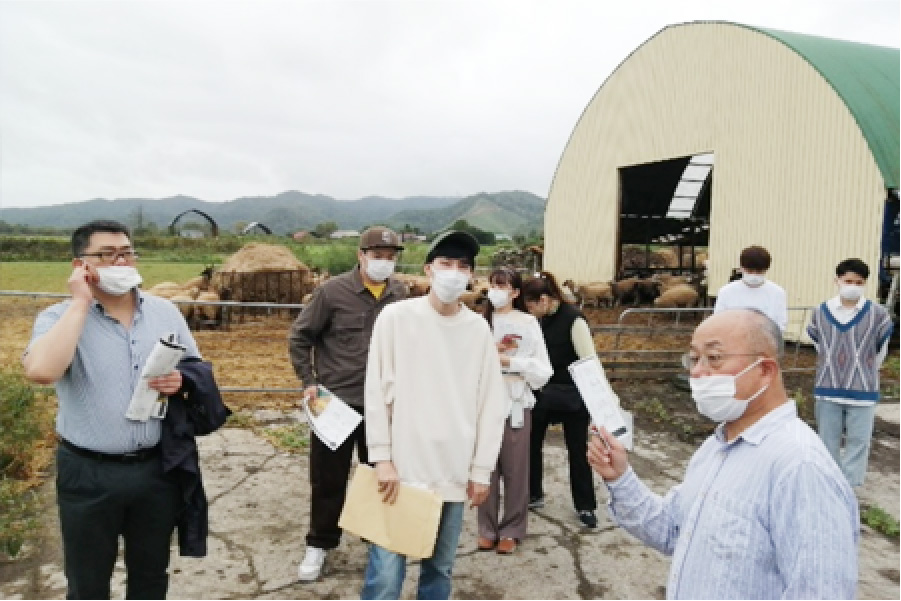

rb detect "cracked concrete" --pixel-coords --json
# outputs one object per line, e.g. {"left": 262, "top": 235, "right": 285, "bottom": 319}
{"left": 1, "top": 406, "right": 898, "bottom": 600}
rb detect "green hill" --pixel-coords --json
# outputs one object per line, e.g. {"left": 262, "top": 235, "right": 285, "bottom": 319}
{"left": 0, "top": 190, "right": 546, "bottom": 236}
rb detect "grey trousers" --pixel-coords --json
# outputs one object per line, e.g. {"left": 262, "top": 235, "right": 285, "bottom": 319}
{"left": 477, "top": 410, "right": 532, "bottom": 542}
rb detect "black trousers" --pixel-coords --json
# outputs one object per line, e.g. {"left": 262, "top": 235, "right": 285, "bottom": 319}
{"left": 56, "top": 445, "right": 181, "bottom": 600}
{"left": 529, "top": 406, "right": 597, "bottom": 511}
{"left": 306, "top": 405, "right": 368, "bottom": 550}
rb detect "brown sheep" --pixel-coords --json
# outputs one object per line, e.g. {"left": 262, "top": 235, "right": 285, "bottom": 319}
{"left": 653, "top": 284, "right": 699, "bottom": 308}
{"left": 576, "top": 282, "right": 613, "bottom": 308}
{"left": 194, "top": 291, "right": 220, "bottom": 321}
{"left": 169, "top": 293, "right": 195, "bottom": 320}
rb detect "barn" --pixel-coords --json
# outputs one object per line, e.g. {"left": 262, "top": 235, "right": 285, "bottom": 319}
{"left": 543, "top": 21, "right": 899, "bottom": 334}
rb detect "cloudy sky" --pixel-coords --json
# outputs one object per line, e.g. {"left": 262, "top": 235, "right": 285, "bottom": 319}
{"left": 1, "top": 0, "right": 898, "bottom": 208}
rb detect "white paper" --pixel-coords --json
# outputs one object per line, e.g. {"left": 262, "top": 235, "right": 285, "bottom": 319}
{"left": 302, "top": 385, "right": 363, "bottom": 451}
{"left": 568, "top": 357, "right": 633, "bottom": 450}
{"left": 126, "top": 333, "right": 186, "bottom": 422}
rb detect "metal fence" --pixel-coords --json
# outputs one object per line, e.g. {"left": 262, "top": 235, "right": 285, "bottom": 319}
{"left": 2, "top": 292, "right": 818, "bottom": 394}
{"left": 591, "top": 306, "right": 817, "bottom": 378}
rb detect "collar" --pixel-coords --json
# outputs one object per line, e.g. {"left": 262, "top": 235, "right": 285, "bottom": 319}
{"left": 826, "top": 294, "right": 866, "bottom": 313}
{"left": 92, "top": 288, "right": 144, "bottom": 314}
{"left": 714, "top": 401, "right": 795, "bottom": 447}
{"left": 350, "top": 265, "right": 367, "bottom": 293}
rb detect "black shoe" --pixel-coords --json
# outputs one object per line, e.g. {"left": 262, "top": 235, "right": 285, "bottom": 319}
{"left": 528, "top": 496, "right": 545, "bottom": 510}
{"left": 578, "top": 510, "right": 597, "bottom": 528}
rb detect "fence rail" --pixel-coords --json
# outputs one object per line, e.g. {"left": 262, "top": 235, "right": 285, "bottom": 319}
{"left": 2, "top": 292, "right": 818, "bottom": 393}
{"left": 591, "top": 306, "right": 818, "bottom": 376}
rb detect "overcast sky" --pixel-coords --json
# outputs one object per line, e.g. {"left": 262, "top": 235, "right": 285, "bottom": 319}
{"left": 1, "top": 0, "right": 898, "bottom": 208}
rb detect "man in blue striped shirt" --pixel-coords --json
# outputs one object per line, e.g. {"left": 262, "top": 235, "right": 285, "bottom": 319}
{"left": 24, "top": 220, "right": 200, "bottom": 600}
{"left": 588, "top": 309, "right": 859, "bottom": 599}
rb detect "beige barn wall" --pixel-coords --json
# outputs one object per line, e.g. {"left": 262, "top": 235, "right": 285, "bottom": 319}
{"left": 544, "top": 22, "right": 886, "bottom": 338}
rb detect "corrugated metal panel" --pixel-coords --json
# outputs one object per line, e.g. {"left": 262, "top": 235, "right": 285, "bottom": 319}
{"left": 544, "top": 22, "right": 887, "bottom": 340}
{"left": 749, "top": 26, "right": 900, "bottom": 188}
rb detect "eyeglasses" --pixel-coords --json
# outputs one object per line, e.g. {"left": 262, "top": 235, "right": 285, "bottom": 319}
{"left": 79, "top": 250, "right": 139, "bottom": 264}
{"left": 681, "top": 352, "right": 761, "bottom": 370}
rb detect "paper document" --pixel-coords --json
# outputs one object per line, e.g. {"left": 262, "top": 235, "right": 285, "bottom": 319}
{"left": 126, "top": 333, "right": 186, "bottom": 422}
{"left": 338, "top": 464, "right": 443, "bottom": 559}
{"left": 568, "top": 356, "right": 633, "bottom": 450}
{"left": 301, "top": 385, "right": 362, "bottom": 451}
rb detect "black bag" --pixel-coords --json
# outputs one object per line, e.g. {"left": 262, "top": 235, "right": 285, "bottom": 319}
{"left": 536, "top": 382, "right": 584, "bottom": 412}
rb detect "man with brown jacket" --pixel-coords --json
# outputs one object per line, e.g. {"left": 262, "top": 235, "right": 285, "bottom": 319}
{"left": 288, "top": 226, "right": 408, "bottom": 581}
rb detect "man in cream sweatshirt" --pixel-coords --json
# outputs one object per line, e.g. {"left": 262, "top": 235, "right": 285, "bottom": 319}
{"left": 361, "top": 230, "right": 509, "bottom": 600}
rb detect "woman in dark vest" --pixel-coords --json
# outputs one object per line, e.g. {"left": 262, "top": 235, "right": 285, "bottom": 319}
{"left": 521, "top": 271, "right": 598, "bottom": 528}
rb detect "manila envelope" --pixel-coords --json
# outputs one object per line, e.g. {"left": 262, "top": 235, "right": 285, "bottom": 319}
{"left": 338, "top": 464, "right": 443, "bottom": 559}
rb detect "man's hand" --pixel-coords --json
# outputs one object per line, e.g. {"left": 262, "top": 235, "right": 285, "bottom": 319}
{"left": 587, "top": 427, "right": 629, "bottom": 482}
{"left": 300, "top": 385, "right": 318, "bottom": 407}
{"left": 68, "top": 264, "right": 97, "bottom": 305}
{"left": 467, "top": 481, "right": 489, "bottom": 508}
{"left": 148, "top": 370, "right": 183, "bottom": 396}
{"left": 375, "top": 461, "right": 400, "bottom": 505}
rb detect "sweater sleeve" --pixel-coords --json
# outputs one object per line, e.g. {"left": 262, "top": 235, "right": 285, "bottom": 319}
{"left": 469, "top": 327, "right": 509, "bottom": 485}
{"left": 364, "top": 308, "right": 396, "bottom": 463}
{"left": 570, "top": 317, "right": 596, "bottom": 359}
{"left": 507, "top": 315, "right": 553, "bottom": 390}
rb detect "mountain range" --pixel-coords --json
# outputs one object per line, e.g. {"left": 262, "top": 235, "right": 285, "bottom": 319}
{"left": 0, "top": 190, "right": 546, "bottom": 236}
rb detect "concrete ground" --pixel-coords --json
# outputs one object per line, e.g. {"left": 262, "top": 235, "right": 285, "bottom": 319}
{"left": 1, "top": 403, "right": 898, "bottom": 600}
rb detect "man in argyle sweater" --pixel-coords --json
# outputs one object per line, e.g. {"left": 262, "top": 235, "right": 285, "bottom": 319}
{"left": 807, "top": 258, "right": 894, "bottom": 487}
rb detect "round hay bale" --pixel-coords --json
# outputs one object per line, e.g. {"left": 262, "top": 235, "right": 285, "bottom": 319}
{"left": 219, "top": 243, "right": 310, "bottom": 273}
{"left": 212, "top": 243, "right": 313, "bottom": 304}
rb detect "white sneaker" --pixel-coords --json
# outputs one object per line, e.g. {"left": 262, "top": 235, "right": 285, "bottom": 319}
{"left": 297, "top": 546, "right": 327, "bottom": 581}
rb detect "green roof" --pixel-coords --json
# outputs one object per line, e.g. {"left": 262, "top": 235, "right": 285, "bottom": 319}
{"left": 747, "top": 25, "right": 900, "bottom": 189}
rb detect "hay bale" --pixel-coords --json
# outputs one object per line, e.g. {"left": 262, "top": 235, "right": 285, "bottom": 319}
{"left": 211, "top": 243, "right": 313, "bottom": 304}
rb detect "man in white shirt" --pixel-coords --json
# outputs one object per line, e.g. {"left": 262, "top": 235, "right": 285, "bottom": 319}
{"left": 362, "top": 230, "right": 508, "bottom": 600}
{"left": 713, "top": 245, "right": 788, "bottom": 331}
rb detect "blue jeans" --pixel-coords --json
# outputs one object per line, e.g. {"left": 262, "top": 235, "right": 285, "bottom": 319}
{"left": 815, "top": 399, "right": 876, "bottom": 487}
{"left": 361, "top": 502, "right": 464, "bottom": 600}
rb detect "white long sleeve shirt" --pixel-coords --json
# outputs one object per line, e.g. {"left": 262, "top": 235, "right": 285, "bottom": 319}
{"left": 714, "top": 279, "right": 788, "bottom": 331}
{"left": 492, "top": 310, "right": 553, "bottom": 427}
{"left": 365, "top": 296, "right": 509, "bottom": 501}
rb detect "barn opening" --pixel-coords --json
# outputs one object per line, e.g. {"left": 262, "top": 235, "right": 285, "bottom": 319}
{"left": 617, "top": 152, "right": 712, "bottom": 277}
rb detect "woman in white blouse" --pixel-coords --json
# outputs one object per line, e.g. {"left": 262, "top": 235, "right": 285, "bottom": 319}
{"left": 476, "top": 267, "right": 552, "bottom": 555}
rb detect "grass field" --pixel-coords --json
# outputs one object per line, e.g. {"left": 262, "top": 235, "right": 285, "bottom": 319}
{"left": 0, "top": 262, "right": 209, "bottom": 293}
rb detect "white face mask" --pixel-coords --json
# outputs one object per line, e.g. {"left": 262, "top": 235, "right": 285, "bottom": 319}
{"left": 95, "top": 266, "right": 143, "bottom": 296}
{"left": 430, "top": 268, "right": 470, "bottom": 303}
{"left": 689, "top": 358, "right": 768, "bottom": 422}
{"left": 364, "top": 258, "right": 395, "bottom": 282}
{"left": 838, "top": 284, "right": 864, "bottom": 302}
{"left": 487, "top": 288, "right": 511, "bottom": 309}
{"left": 742, "top": 273, "right": 765, "bottom": 287}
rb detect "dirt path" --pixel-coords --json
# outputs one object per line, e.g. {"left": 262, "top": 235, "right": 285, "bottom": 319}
{"left": 2, "top": 402, "right": 898, "bottom": 600}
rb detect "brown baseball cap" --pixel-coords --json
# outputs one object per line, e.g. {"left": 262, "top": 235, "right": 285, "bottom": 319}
{"left": 359, "top": 226, "right": 404, "bottom": 251}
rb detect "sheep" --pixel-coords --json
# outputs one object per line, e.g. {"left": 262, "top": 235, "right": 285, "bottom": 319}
{"left": 169, "top": 293, "right": 195, "bottom": 320}
{"left": 653, "top": 284, "right": 699, "bottom": 308}
{"left": 460, "top": 288, "right": 488, "bottom": 312}
{"left": 611, "top": 277, "right": 639, "bottom": 306}
{"left": 144, "top": 282, "right": 182, "bottom": 299}
{"left": 575, "top": 282, "right": 613, "bottom": 308}
{"left": 653, "top": 274, "right": 692, "bottom": 293}
{"left": 194, "top": 291, "right": 220, "bottom": 321}
{"left": 561, "top": 279, "right": 579, "bottom": 304}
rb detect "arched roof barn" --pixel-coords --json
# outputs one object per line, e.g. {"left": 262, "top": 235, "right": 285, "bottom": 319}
{"left": 544, "top": 21, "right": 899, "bottom": 333}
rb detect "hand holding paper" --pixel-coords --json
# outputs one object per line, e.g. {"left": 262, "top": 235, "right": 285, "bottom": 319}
{"left": 568, "top": 357, "right": 633, "bottom": 450}
{"left": 126, "top": 334, "right": 186, "bottom": 422}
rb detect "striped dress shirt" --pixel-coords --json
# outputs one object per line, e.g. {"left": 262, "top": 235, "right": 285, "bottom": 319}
{"left": 28, "top": 291, "right": 200, "bottom": 454}
{"left": 607, "top": 402, "right": 859, "bottom": 599}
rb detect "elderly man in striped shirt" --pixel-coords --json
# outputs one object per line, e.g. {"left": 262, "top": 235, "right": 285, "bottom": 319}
{"left": 589, "top": 308, "right": 859, "bottom": 599}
